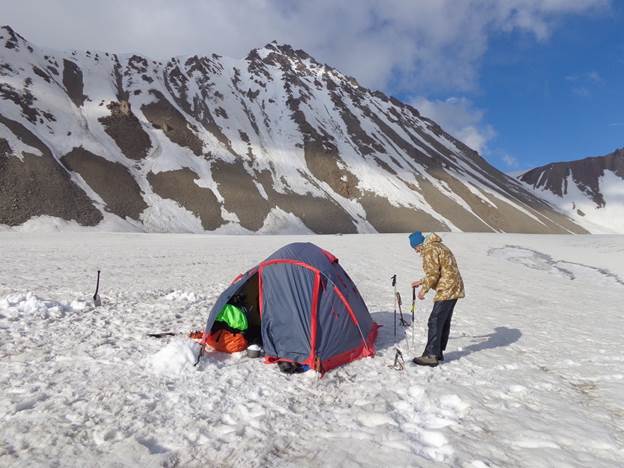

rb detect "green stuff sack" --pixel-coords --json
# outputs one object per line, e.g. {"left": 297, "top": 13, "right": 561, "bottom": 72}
{"left": 215, "top": 304, "right": 248, "bottom": 331}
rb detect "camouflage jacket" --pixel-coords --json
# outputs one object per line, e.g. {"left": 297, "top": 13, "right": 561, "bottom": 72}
{"left": 419, "top": 234, "right": 465, "bottom": 302}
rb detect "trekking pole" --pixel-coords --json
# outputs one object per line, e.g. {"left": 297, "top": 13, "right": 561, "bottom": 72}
{"left": 411, "top": 286, "right": 416, "bottom": 350}
{"left": 391, "top": 275, "right": 397, "bottom": 338}
{"left": 396, "top": 291, "right": 409, "bottom": 328}
{"left": 397, "top": 291, "right": 410, "bottom": 351}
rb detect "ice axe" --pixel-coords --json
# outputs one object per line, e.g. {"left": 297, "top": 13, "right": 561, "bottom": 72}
{"left": 396, "top": 291, "right": 410, "bottom": 328}
{"left": 93, "top": 270, "right": 101, "bottom": 307}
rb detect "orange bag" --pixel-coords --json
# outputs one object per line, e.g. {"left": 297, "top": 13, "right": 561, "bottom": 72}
{"left": 205, "top": 329, "right": 248, "bottom": 353}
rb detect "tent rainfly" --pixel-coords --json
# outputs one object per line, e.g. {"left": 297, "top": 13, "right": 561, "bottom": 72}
{"left": 202, "top": 243, "right": 379, "bottom": 373}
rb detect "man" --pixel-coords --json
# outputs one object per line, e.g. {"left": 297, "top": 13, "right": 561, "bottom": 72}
{"left": 409, "top": 231, "right": 465, "bottom": 367}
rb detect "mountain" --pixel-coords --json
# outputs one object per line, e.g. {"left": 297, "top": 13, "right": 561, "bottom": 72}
{"left": 0, "top": 25, "right": 586, "bottom": 234}
{"left": 518, "top": 148, "right": 624, "bottom": 233}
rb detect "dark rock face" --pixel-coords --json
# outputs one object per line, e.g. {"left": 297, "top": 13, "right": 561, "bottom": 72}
{"left": 0, "top": 116, "right": 102, "bottom": 226}
{"left": 61, "top": 147, "right": 147, "bottom": 220}
{"left": 520, "top": 149, "right": 624, "bottom": 208}
{"left": 211, "top": 160, "right": 271, "bottom": 231}
{"left": 62, "top": 59, "right": 86, "bottom": 107}
{"left": 141, "top": 90, "right": 204, "bottom": 156}
{"left": 254, "top": 170, "right": 358, "bottom": 234}
{"left": 147, "top": 169, "right": 223, "bottom": 230}
{"left": 360, "top": 191, "right": 448, "bottom": 232}
{"left": 98, "top": 101, "right": 152, "bottom": 160}
{"left": 0, "top": 137, "right": 10, "bottom": 155}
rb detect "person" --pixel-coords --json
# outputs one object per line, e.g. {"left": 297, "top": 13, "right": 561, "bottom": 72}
{"left": 409, "top": 231, "right": 465, "bottom": 367}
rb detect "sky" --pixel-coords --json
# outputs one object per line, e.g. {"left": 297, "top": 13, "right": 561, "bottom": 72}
{"left": 2, "top": 0, "right": 622, "bottom": 172}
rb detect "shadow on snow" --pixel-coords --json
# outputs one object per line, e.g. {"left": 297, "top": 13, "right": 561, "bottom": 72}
{"left": 445, "top": 326, "right": 522, "bottom": 362}
{"left": 371, "top": 311, "right": 522, "bottom": 362}
{"left": 372, "top": 310, "right": 417, "bottom": 352}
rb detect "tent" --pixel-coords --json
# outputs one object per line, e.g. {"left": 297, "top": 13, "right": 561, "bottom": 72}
{"left": 202, "top": 242, "right": 379, "bottom": 373}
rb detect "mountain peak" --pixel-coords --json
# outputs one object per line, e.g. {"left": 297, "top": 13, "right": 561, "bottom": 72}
{"left": 1, "top": 25, "right": 29, "bottom": 50}
{"left": 517, "top": 147, "right": 624, "bottom": 232}
{"left": 250, "top": 41, "right": 314, "bottom": 63}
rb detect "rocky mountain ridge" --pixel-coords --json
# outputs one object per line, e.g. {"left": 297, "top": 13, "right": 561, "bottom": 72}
{"left": 518, "top": 148, "right": 624, "bottom": 233}
{"left": 0, "top": 25, "right": 586, "bottom": 234}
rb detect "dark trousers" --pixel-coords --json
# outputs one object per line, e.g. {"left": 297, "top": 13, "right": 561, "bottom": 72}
{"left": 424, "top": 299, "right": 457, "bottom": 358}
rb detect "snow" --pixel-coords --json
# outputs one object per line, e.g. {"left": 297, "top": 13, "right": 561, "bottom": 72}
{"left": 0, "top": 121, "right": 42, "bottom": 160}
{"left": 148, "top": 339, "right": 201, "bottom": 376}
{"left": 520, "top": 171, "right": 624, "bottom": 234}
{"left": 1, "top": 232, "right": 623, "bottom": 467}
{"left": 0, "top": 214, "right": 142, "bottom": 233}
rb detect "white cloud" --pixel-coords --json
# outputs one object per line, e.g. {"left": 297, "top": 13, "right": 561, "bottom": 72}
{"left": 501, "top": 153, "right": 519, "bottom": 168}
{"left": 413, "top": 97, "right": 496, "bottom": 154}
{"left": 412, "top": 97, "right": 522, "bottom": 169}
{"left": 565, "top": 70, "right": 604, "bottom": 97}
{"left": 565, "top": 71, "right": 603, "bottom": 83}
{"left": 2, "top": 0, "right": 610, "bottom": 93}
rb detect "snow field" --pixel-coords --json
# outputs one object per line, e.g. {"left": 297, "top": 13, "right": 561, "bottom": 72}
{"left": 1, "top": 232, "right": 623, "bottom": 467}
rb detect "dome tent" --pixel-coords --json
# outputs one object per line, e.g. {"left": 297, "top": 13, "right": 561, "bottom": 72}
{"left": 202, "top": 243, "right": 379, "bottom": 373}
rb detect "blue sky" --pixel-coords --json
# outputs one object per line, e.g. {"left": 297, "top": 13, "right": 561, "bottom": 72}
{"left": 5, "top": 0, "right": 622, "bottom": 171}
{"left": 450, "top": 3, "right": 624, "bottom": 170}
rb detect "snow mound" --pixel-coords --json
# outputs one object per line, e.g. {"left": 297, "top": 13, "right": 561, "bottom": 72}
{"left": 148, "top": 338, "right": 200, "bottom": 376}
{"left": 163, "top": 290, "right": 200, "bottom": 302}
{"left": 0, "top": 292, "right": 85, "bottom": 320}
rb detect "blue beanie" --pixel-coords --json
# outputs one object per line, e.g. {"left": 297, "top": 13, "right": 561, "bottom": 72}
{"left": 409, "top": 231, "right": 425, "bottom": 248}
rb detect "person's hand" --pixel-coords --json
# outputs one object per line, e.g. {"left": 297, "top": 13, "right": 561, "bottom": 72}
{"left": 411, "top": 280, "right": 422, "bottom": 288}
{"left": 418, "top": 288, "right": 426, "bottom": 300}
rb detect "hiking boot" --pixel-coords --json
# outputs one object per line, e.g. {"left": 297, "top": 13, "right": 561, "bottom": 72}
{"left": 420, "top": 352, "right": 444, "bottom": 361}
{"left": 413, "top": 355, "right": 439, "bottom": 367}
{"left": 278, "top": 361, "right": 297, "bottom": 374}
{"left": 278, "top": 361, "right": 305, "bottom": 374}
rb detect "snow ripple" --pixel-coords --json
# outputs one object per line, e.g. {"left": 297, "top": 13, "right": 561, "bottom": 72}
{"left": 488, "top": 245, "right": 624, "bottom": 286}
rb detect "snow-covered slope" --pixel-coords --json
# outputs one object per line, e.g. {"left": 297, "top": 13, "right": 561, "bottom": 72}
{"left": 1, "top": 232, "right": 623, "bottom": 466}
{"left": 518, "top": 148, "right": 624, "bottom": 233}
{"left": 0, "top": 25, "right": 586, "bottom": 234}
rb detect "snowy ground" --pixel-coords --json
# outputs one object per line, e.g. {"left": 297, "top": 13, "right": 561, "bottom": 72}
{"left": 1, "top": 232, "right": 623, "bottom": 467}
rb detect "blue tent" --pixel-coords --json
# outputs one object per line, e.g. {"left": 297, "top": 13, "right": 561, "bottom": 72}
{"left": 203, "top": 243, "right": 379, "bottom": 373}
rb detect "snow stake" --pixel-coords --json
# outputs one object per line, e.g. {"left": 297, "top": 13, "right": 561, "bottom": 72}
{"left": 194, "top": 346, "right": 204, "bottom": 367}
{"left": 389, "top": 347, "right": 405, "bottom": 371}
{"left": 194, "top": 331, "right": 206, "bottom": 367}
{"left": 93, "top": 270, "right": 101, "bottom": 307}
